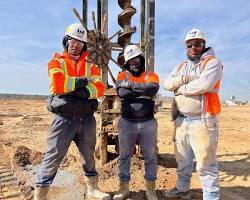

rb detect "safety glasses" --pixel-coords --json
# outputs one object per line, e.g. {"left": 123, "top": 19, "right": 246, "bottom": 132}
{"left": 68, "top": 38, "right": 84, "bottom": 47}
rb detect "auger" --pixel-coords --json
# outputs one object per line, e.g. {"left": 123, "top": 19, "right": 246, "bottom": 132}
{"left": 73, "top": 0, "right": 155, "bottom": 165}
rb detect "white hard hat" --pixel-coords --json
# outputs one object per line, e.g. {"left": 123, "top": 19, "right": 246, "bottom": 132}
{"left": 65, "top": 23, "right": 87, "bottom": 42}
{"left": 124, "top": 44, "right": 143, "bottom": 62}
{"left": 185, "top": 28, "right": 206, "bottom": 42}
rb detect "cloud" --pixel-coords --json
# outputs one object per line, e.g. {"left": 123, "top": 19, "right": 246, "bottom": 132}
{"left": 153, "top": 0, "right": 250, "bottom": 101}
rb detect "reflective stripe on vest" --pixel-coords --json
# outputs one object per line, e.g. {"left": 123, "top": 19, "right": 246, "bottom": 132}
{"left": 55, "top": 58, "right": 75, "bottom": 93}
{"left": 86, "top": 83, "right": 98, "bottom": 99}
{"left": 90, "top": 75, "right": 102, "bottom": 83}
{"left": 85, "top": 59, "right": 91, "bottom": 78}
{"left": 85, "top": 59, "right": 99, "bottom": 98}
{"left": 56, "top": 58, "right": 68, "bottom": 75}
{"left": 49, "top": 68, "right": 63, "bottom": 78}
{"left": 54, "top": 57, "right": 96, "bottom": 94}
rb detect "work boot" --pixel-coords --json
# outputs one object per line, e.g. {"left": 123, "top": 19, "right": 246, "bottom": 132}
{"left": 163, "top": 187, "right": 191, "bottom": 199}
{"left": 85, "top": 176, "right": 111, "bottom": 200}
{"left": 33, "top": 186, "right": 49, "bottom": 200}
{"left": 145, "top": 181, "right": 158, "bottom": 200}
{"left": 113, "top": 181, "right": 129, "bottom": 200}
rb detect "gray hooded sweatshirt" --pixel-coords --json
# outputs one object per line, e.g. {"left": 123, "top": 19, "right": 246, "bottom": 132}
{"left": 164, "top": 47, "right": 223, "bottom": 117}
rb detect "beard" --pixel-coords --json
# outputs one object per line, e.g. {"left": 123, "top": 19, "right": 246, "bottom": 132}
{"left": 187, "top": 46, "right": 207, "bottom": 62}
{"left": 187, "top": 53, "right": 202, "bottom": 62}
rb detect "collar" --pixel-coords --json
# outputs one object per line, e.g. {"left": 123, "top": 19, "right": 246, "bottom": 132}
{"left": 60, "top": 50, "right": 88, "bottom": 62}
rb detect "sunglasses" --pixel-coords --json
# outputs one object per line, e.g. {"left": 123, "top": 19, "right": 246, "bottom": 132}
{"left": 186, "top": 43, "right": 204, "bottom": 49}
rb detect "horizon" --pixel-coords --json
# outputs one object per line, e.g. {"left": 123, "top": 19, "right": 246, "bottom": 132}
{"left": 0, "top": 0, "right": 249, "bottom": 101}
{"left": 0, "top": 92, "right": 248, "bottom": 103}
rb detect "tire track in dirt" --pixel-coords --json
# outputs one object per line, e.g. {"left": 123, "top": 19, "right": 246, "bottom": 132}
{"left": 0, "top": 143, "right": 23, "bottom": 200}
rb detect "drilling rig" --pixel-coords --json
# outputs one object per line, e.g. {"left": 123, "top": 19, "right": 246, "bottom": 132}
{"left": 74, "top": 0, "right": 155, "bottom": 165}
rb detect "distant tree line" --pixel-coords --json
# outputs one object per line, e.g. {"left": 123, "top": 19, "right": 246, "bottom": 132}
{"left": 0, "top": 93, "right": 174, "bottom": 103}
{"left": 0, "top": 93, "right": 48, "bottom": 100}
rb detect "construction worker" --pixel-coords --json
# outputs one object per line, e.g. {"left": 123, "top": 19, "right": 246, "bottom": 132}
{"left": 34, "top": 23, "right": 111, "bottom": 200}
{"left": 163, "top": 28, "right": 223, "bottom": 200}
{"left": 113, "top": 44, "right": 160, "bottom": 200}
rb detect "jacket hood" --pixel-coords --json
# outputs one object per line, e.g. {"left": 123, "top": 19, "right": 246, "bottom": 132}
{"left": 188, "top": 47, "right": 216, "bottom": 64}
{"left": 201, "top": 47, "right": 215, "bottom": 59}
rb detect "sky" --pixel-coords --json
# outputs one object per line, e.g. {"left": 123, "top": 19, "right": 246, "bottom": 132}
{"left": 0, "top": 0, "right": 250, "bottom": 101}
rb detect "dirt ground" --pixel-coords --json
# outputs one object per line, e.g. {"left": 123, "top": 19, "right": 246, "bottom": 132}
{"left": 0, "top": 99, "right": 249, "bottom": 200}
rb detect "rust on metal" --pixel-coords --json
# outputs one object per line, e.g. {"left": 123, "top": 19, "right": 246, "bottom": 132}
{"left": 118, "top": 6, "right": 136, "bottom": 28}
{"left": 75, "top": 0, "right": 155, "bottom": 166}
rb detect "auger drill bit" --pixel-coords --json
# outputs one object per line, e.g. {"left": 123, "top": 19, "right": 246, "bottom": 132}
{"left": 117, "top": 0, "right": 136, "bottom": 66}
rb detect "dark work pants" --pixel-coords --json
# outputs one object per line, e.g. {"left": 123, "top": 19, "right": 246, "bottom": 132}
{"left": 36, "top": 114, "right": 97, "bottom": 187}
{"left": 118, "top": 117, "right": 158, "bottom": 182}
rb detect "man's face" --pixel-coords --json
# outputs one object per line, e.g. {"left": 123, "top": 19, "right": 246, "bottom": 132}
{"left": 67, "top": 38, "right": 84, "bottom": 56}
{"left": 128, "top": 56, "right": 141, "bottom": 72}
{"left": 186, "top": 39, "right": 205, "bottom": 61}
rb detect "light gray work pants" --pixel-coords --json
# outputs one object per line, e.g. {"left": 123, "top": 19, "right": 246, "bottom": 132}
{"left": 36, "top": 114, "right": 97, "bottom": 187}
{"left": 174, "top": 116, "right": 220, "bottom": 200}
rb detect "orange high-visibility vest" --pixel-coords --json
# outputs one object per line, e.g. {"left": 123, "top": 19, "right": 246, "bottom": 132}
{"left": 48, "top": 51, "right": 104, "bottom": 99}
{"left": 117, "top": 70, "right": 159, "bottom": 100}
{"left": 177, "top": 56, "right": 223, "bottom": 115}
{"left": 117, "top": 71, "right": 159, "bottom": 84}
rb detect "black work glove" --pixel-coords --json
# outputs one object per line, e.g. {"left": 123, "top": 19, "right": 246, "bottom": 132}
{"left": 75, "top": 87, "right": 90, "bottom": 99}
{"left": 75, "top": 77, "right": 90, "bottom": 89}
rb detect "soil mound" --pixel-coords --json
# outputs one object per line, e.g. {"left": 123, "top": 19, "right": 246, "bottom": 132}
{"left": 12, "top": 145, "right": 44, "bottom": 167}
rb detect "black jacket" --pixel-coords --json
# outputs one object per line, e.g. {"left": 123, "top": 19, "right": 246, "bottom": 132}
{"left": 117, "top": 81, "right": 159, "bottom": 121}
{"left": 47, "top": 93, "right": 98, "bottom": 118}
